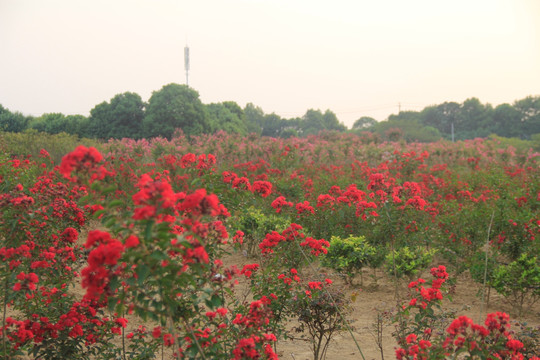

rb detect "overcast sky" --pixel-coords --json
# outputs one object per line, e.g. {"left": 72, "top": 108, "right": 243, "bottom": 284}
{"left": 1, "top": 0, "right": 539, "bottom": 128}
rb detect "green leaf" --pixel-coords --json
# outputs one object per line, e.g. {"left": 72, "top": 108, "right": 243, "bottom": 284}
{"left": 107, "top": 199, "right": 124, "bottom": 208}
{"left": 104, "top": 217, "right": 117, "bottom": 228}
{"left": 136, "top": 264, "right": 150, "bottom": 286}
{"left": 211, "top": 294, "right": 223, "bottom": 308}
{"left": 144, "top": 220, "right": 154, "bottom": 241}
{"left": 102, "top": 185, "right": 117, "bottom": 194}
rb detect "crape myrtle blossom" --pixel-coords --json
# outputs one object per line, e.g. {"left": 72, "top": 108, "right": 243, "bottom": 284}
{"left": 271, "top": 196, "right": 293, "bottom": 213}
{"left": 59, "top": 145, "right": 110, "bottom": 183}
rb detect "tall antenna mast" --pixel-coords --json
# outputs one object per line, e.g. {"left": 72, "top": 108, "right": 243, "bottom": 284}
{"left": 184, "top": 45, "right": 190, "bottom": 86}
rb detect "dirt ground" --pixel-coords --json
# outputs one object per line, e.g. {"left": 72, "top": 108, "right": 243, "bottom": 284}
{"left": 53, "top": 230, "right": 538, "bottom": 360}
{"left": 228, "top": 250, "right": 540, "bottom": 360}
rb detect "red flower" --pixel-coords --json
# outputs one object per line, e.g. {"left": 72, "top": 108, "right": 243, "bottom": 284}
{"left": 115, "top": 318, "right": 128, "bottom": 328}
{"left": 87, "top": 240, "right": 124, "bottom": 267}
{"left": 85, "top": 230, "right": 113, "bottom": 249}
{"left": 271, "top": 196, "right": 293, "bottom": 213}
{"left": 196, "top": 154, "right": 216, "bottom": 170}
{"left": 180, "top": 153, "right": 196, "bottom": 168}
{"left": 252, "top": 181, "right": 273, "bottom": 197}
{"left": 152, "top": 326, "right": 162, "bottom": 338}
{"left": 59, "top": 145, "right": 103, "bottom": 181}
{"left": 300, "top": 237, "right": 330, "bottom": 256}
{"left": 124, "top": 235, "right": 140, "bottom": 248}
{"left": 405, "top": 195, "right": 428, "bottom": 210}
{"left": 241, "top": 264, "right": 260, "bottom": 278}
{"left": 232, "top": 177, "right": 251, "bottom": 191}
{"left": 178, "top": 189, "right": 228, "bottom": 217}
{"left": 222, "top": 171, "right": 238, "bottom": 184}
{"left": 296, "top": 201, "right": 315, "bottom": 215}
{"left": 506, "top": 339, "right": 524, "bottom": 352}
{"left": 259, "top": 231, "right": 286, "bottom": 254}
{"left": 233, "top": 230, "right": 244, "bottom": 244}
{"left": 60, "top": 227, "right": 79, "bottom": 244}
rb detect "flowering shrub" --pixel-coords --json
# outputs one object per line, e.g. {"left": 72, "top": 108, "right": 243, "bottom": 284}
{"left": 394, "top": 266, "right": 535, "bottom": 360}
{"left": 236, "top": 206, "right": 289, "bottom": 256}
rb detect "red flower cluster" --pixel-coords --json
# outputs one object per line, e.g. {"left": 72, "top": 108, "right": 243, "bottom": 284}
{"left": 81, "top": 230, "right": 124, "bottom": 300}
{"left": 177, "top": 188, "right": 229, "bottom": 218}
{"left": 132, "top": 173, "right": 181, "bottom": 220}
{"left": 59, "top": 145, "right": 107, "bottom": 182}
{"left": 407, "top": 266, "right": 449, "bottom": 310}
{"left": 252, "top": 180, "right": 273, "bottom": 197}
{"left": 299, "top": 237, "right": 330, "bottom": 256}
{"left": 295, "top": 200, "right": 315, "bottom": 215}
{"left": 271, "top": 196, "right": 293, "bottom": 213}
{"left": 395, "top": 333, "right": 432, "bottom": 360}
{"left": 259, "top": 231, "right": 286, "bottom": 254}
{"left": 13, "top": 271, "right": 39, "bottom": 292}
{"left": 442, "top": 312, "right": 527, "bottom": 359}
{"left": 241, "top": 263, "right": 260, "bottom": 278}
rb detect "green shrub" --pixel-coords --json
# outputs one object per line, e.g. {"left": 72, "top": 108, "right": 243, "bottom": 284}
{"left": 0, "top": 129, "right": 101, "bottom": 164}
{"left": 492, "top": 253, "right": 540, "bottom": 316}
{"left": 322, "top": 235, "right": 376, "bottom": 285}
{"left": 385, "top": 246, "right": 436, "bottom": 280}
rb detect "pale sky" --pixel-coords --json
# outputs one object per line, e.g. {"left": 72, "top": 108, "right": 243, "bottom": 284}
{"left": 1, "top": 0, "right": 539, "bottom": 128}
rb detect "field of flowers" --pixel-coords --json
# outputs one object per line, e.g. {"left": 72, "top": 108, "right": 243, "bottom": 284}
{"left": 1, "top": 130, "right": 539, "bottom": 359}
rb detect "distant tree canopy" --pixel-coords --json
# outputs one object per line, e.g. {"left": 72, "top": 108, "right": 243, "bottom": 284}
{"left": 1, "top": 86, "right": 538, "bottom": 143}
{"left": 87, "top": 92, "right": 145, "bottom": 139}
{"left": 352, "top": 116, "right": 377, "bottom": 130}
{"left": 143, "top": 84, "right": 209, "bottom": 139}
{"left": 205, "top": 102, "right": 248, "bottom": 135}
{"left": 0, "top": 104, "right": 32, "bottom": 133}
{"left": 362, "top": 96, "right": 540, "bottom": 142}
{"left": 30, "top": 113, "right": 87, "bottom": 136}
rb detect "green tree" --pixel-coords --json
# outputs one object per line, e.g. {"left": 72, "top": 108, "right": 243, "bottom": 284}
{"left": 513, "top": 95, "right": 540, "bottom": 137}
{"left": 322, "top": 235, "right": 376, "bottom": 285}
{"left": 64, "top": 114, "right": 90, "bottom": 137}
{"left": 222, "top": 101, "right": 244, "bottom": 122}
{"left": 420, "top": 102, "right": 460, "bottom": 139}
{"left": 301, "top": 109, "right": 325, "bottom": 136}
{"left": 352, "top": 116, "right": 377, "bottom": 130}
{"left": 0, "top": 104, "right": 31, "bottom": 133}
{"left": 244, "top": 103, "right": 264, "bottom": 135}
{"left": 143, "top": 84, "right": 208, "bottom": 139}
{"left": 492, "top": 253, "right": 540, "bottom": 316}
{"left": 30, "top": 113, "right": 68, "bottom": 134}
{"left": 300, "top": 109, "right": 345, "bottom": 135}
{"left": 260, "top": 113, "right": 285, "bottom": 137}
{"left": 88, "top": 92, "right": 145, "bottom": 139}
{"left": 322, "top": 110, "right": 346, "bottom": 132}
{"left": 206, "top": 102, "right": 248, "bottom": 135}
{"left": 457, "top": 97, "right": 494, "bottom": 139}
{"left": 493, "top": 103, "right": 522, "bottom": 138}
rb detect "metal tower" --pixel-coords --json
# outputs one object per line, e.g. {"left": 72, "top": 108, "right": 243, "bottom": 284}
{"left": 184, "top": 45, "right": 190, "bottom": 86}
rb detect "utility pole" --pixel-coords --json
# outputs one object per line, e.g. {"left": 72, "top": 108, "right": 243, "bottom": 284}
{"left": 398, "top": 102, "right": 401, "bottom": 113}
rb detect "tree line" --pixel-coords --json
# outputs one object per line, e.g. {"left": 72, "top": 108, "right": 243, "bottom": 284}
{"left": 354, "top": 96, "right": 540, "bottom": 142}
{"left": 1, "top": 83, "right": 538, "bottom": 142}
